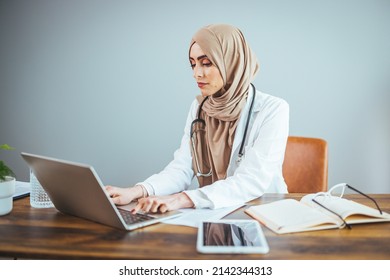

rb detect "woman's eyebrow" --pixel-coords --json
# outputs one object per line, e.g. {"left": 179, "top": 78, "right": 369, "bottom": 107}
{"left": 189, "top": 55, "right": 208, "bottom": 61}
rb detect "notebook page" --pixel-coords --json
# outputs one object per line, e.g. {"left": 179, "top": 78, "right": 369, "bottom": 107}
{"left": 246, "top": 199, "right": 339, "bottom": 233}
{"left": 301, "top": 194, "right": 390, "bottom": 221}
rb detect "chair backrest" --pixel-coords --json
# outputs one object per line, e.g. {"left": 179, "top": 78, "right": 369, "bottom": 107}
{"left": 282, "top": 136, "right": 328, "bottom": 193}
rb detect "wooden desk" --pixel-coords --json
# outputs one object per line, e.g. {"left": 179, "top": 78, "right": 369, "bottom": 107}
{"left": 0, "top": 194, "right": 389, "bottom": 259}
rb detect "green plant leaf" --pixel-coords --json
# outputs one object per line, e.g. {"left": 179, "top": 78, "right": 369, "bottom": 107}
{"left": 0, "top": 145, "right": 16, "bottom": 181}
{"left": 0, "top": 160, "right": 15, "bottom": 181}
{"left": 0, "top": 144, "right": 15, "bottom": 150}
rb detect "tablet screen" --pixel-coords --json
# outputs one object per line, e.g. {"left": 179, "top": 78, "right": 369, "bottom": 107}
{"left": 197, "top": 220, "right": 269, "bottom": 254}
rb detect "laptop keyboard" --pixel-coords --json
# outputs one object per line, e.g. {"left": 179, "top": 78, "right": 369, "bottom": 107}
{"left": 118, "top": 208, "right": 156, "bottom": 225}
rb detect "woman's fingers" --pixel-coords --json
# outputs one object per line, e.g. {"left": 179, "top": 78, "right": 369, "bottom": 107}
{"left": 150, "top": 200, "right": 161, "bottom": 213}
{"left": 130, "top": 203, "right": 140, "bottom": 214}
{"left": 132, "top": 197, "right": 166, "bottom": 214}
{"left": 132, "top": 193, "right": 192, "bottom": 214}
{"left": 158, "top": 204, "right": 168, "bottom": 213}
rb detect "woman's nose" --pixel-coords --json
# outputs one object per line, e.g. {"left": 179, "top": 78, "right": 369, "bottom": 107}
{"left": 193, "top": 65, "right": 203, "bottom": 78}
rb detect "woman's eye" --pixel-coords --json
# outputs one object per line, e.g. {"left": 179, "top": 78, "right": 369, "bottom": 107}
{"left": 202, "top": 60, "right": 212, "bottom": 67}
{"left": 190, "top": 64, "right": 195, "bottom": 69}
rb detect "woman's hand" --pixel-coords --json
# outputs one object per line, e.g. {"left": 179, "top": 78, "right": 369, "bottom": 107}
{"left": 131, "top": 192, "right": 194, "bottom": 213}
{"left": 105, "top": 185, "right": 143, "bottom": 205}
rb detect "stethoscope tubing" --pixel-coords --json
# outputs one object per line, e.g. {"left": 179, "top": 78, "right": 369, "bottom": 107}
{"left": 191, "top": 83, "right": 256, "bottom": 175}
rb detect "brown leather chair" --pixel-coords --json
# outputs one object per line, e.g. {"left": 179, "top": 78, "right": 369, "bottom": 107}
{"left": 282, "top": 136, "right": 328, "bottom": 193}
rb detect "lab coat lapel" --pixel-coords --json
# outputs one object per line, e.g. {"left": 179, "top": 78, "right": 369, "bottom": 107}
{"left": 228, "top": 87, "right": 259, "bottom": 166}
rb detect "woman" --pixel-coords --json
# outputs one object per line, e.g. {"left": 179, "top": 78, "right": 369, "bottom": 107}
{"left": 106, "top": 24, "right": 289, "bottom": 213}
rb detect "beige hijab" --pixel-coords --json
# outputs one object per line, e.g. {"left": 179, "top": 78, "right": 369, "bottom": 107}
{"left": 190, "top": 24, "right": 259, "bottom": 187}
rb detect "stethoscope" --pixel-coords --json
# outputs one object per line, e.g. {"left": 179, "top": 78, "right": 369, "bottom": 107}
{"left": 190, "top": 83, "right": 256, "bottom": 177}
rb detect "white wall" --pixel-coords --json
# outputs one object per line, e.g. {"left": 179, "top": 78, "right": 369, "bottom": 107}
{"left": 1, "top": 0, "right": 389, "bottom": 193}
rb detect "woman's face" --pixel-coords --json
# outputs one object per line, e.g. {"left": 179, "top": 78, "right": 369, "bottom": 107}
{"left": 189, "top": 43, "right": 224, "bottom": 97}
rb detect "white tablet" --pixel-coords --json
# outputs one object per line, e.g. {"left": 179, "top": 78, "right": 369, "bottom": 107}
{"left": 197, "top": 219, "right": 269, "bottom": 254}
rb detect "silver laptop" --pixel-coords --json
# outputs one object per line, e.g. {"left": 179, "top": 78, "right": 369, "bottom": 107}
{"left": 21, "top": 152, "right": 182, "bottom": 231}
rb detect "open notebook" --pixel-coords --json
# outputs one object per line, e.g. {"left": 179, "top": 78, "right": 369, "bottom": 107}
{"left": 245, "top": 184, "right": 390, "bottom": 234}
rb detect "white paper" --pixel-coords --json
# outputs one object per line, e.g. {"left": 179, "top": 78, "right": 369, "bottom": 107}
{"left": 163, "top": 205, "right": 243, "bottom": 228}
{"left": 13, "top": 181, "right": 31, "bottom": 199}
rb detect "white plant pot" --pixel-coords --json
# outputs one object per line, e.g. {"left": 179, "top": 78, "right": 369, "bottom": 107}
{"left": 0, "top": 176, "right": 15, "bottom": 215}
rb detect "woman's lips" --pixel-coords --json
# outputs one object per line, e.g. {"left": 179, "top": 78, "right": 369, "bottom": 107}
{"left": 197, "top": 82, "right": 207, "bottom": 88}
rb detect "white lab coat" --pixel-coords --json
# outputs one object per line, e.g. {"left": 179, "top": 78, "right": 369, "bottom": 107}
{"left": 140, "top": 86, "right": 289, "bottom": 209}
